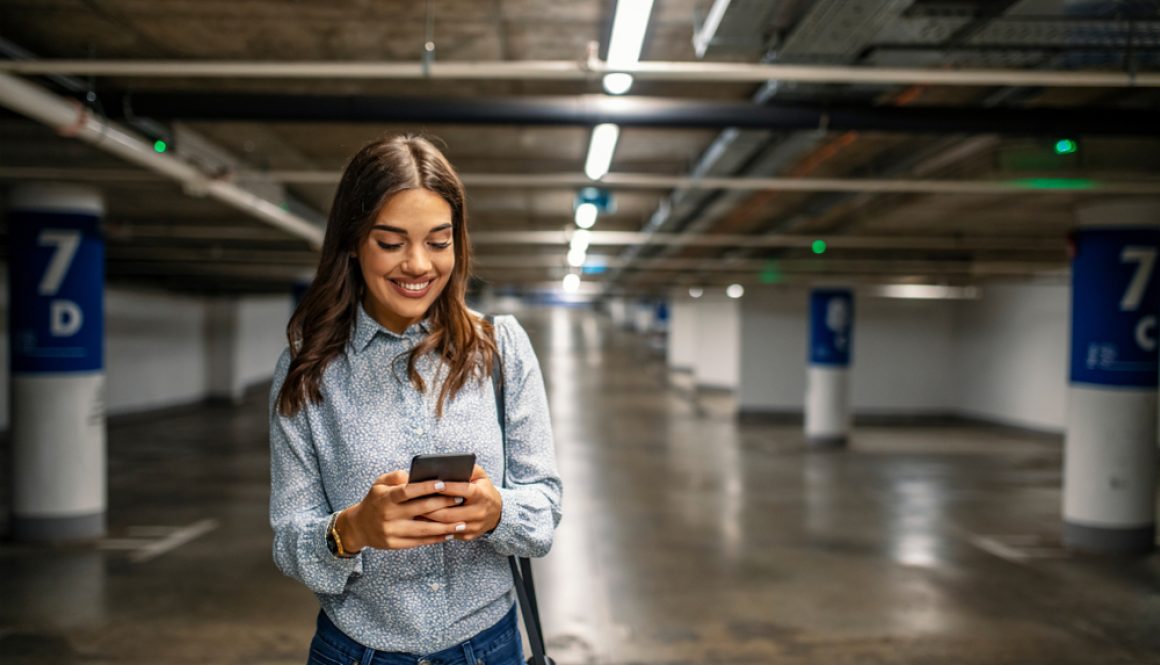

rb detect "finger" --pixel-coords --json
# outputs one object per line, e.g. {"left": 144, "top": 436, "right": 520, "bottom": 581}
{"left": 421, "top": 505, "right": 477, "bottom": 523}
{"left": 434, "top": 482, "right": 475, "bottom": 499}
{"left": 390, "top": 519, "right": 467, "bottom": 539}
{"left": 401, "top": 495, "right": 464, "bottom": 517}
{"left": 376, "top": 470, "right": 409, "bottom": 486}
{"left": 393, "top": 479, "right": 449, "bottom": 502}
{"left": 470, "top": 465, "right": 489, "bottom": 481}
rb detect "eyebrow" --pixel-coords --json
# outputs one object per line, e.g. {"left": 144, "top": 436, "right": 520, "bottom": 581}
{"left": 371, "top": 223, "right": 453, "bottom": 235}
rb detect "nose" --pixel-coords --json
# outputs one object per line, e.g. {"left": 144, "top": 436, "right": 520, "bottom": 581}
{"left": 401, "top": 244, "right": 432, "bottom": 275}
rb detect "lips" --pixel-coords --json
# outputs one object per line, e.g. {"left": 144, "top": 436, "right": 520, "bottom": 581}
{"left": 389, "top": 278, "right": 435, "bottom": 298}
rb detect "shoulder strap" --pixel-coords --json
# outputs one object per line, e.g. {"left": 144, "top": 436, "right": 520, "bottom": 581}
{"left": 485, "top": 314, "right": 550, "bottom": 665}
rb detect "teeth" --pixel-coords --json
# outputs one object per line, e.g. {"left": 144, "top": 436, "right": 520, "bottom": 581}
{"left": 397, "top": 280, "right": 431, "bottom": 292}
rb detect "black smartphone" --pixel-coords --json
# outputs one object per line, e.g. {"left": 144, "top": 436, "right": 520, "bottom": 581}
{"left": 408, "top": 453, "right": 476, "bottom": 484}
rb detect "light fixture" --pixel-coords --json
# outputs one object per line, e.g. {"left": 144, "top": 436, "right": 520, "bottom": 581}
{"left": 688, "top": 287, "right": 703, "bottom": 299}
{"left": 726, "top": 284, "right": 745, "bottom": 299}
{"left": 603, "top": 0, "right": 655, "bottom": 95}
{"left": 562, "top": 273, "right": 581, "bottom": 293}
{"left": 567, "top": 247, "right": 587, "bottom": 267}
{"left": 603, "top": 73, "right": 634, "bottom": 95}
{"left": 570, "top": 229, "right": 592, "bottom": 252}
{"left": 585, "top": 123, "right": 620, "bottom": 180}
{"left": 574, "top": 202, "right": 598, "bottom": 229}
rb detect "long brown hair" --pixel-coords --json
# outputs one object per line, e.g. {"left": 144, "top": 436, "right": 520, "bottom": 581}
{"left": 277, "top": 134, "right": 496, "bottom": 418}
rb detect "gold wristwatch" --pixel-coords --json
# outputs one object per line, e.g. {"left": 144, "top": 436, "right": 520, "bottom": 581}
{"left": 326, "top": 510, "right": 356, "bottom": 559}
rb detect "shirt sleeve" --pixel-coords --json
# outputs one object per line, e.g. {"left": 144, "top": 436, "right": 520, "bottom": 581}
{"left": 486, "top": 316, "right": 564, "bottom": 558}
{"left": 268, "top": 347, "right": 364, "bottom": 595}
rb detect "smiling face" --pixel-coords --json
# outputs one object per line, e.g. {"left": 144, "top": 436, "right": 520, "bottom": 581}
{"left": 355, "top": 188, "right": 456, "bottom": 334}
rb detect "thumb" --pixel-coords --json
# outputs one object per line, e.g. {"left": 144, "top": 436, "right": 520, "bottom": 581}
{"left": 470, "top": 464, "right": 489, "bottom": 482}
{"left": 376, "top": 470, "right": 409, "bottom": 486}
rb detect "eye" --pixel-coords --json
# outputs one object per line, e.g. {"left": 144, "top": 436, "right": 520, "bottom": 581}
{"left": 376, "top": 241, "right": 403, "bottom": 250}
{"left": 429, "top": 241, "right": 452, "bottom": 250}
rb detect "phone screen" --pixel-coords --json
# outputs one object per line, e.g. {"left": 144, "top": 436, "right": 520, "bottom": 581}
{"left": 408, "top": 453, "right": 476, "bottom": 483}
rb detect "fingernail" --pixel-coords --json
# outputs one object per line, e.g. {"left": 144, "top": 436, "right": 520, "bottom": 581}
{"left": 455, "top": 497, "right": 465, "bottom": 505}
{"left": 455, "top": 523, "right": 466, "bottom": 532}
{"left": 445, "top": 534, "right": 454, "bottom": 541}
{"left": 434, "top": 481, "right": 446, "bottom": 491}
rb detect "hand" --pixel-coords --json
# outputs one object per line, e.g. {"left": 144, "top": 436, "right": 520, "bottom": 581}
{"left": 339, "top": 470, "right": 467, "bottom": 551}
{"left": 421, "top": 465, "right": 503, "bottom": 542}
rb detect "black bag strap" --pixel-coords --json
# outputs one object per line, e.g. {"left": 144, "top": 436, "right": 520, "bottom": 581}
{"left": 486, "top": 315, "right": 550, "bottom": 665}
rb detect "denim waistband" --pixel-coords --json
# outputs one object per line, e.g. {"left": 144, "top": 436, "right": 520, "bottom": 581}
{"left": 314, "top": 604, "right": 518, "bottom": 665}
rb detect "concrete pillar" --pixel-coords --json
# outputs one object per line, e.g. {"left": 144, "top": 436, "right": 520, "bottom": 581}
{"left": 8, "top": 184, "right": 106, "bottom": 542}
{"left": 205, "top": 297, "right": 243, "bottom": 404}
{"left": 608, "top": 298, "right": 630, "bottom": 328}
{"left": 667, "top": 294, "right": 697, "bottom": 371}
{"left": 1064, "top": 199, "right": 1160, "bottom": 555}
{"left": 692, "top": 294, "right": 740, "bottom": 390}
{"left": 805, "top": 288, "right": 854, "bottom": 447}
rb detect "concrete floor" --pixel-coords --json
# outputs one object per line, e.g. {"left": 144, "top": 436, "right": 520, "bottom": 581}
{"left": 3, "top": 306, "right": 1160, "bottom": 664}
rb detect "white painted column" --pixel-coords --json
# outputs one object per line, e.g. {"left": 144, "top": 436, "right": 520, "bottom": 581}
{"left": 667, "top": 294, "right": 698, "bottom": 371}
{"left": 8, "top": 184, "right": 106, "bottom": 542}
{"left": 205, "top": 297, "right": 242, "bottom": 403}
{"left": 692, "top": 293, "right": 740, "bottom": 390}
{"left": 1064, "top": 199, "right": 1160, "bottom": 554}
{"left": 805, "top": 288, "right": 854, "bottom": 447}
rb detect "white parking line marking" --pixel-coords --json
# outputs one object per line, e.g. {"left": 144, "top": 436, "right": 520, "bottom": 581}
{"left": 129, "top": 519, "right": 220, "bottom": 564}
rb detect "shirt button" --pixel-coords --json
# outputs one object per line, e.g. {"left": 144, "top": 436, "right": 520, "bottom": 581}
{"left": 413, "top": 425, "right": 425, "bottom": 435}
{"left": 429, "top": 582, "right": 444, "bottom": 591}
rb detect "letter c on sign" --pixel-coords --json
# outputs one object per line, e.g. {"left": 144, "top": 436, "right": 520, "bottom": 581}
{"left": 1135, "top": 315, "right": 1157, "bottom": 352}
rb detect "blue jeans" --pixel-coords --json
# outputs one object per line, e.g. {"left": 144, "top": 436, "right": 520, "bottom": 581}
{"left": 307, "top": 605, "right": 523, "bottom": 665}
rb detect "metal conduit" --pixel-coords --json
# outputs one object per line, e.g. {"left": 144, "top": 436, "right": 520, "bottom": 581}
{"left": 2, "top": 59, "right": 1158, "bottom": 88}
{"left": 0, "top": 72, "right": 324, "bottom": 249}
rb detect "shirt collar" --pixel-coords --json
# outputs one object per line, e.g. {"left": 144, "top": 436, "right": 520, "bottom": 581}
{"left": 352, "top": 302, "right": 431, "bottom": 353}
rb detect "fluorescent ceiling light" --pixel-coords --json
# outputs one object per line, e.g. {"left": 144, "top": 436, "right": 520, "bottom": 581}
{"left": 726, "top": 284, "right": 745, "bottom": 299}
{"left": 574, "top": 202, "right": 598, "bottom": 229}
{"left": 602, "top": 73, "right": 634, "bottom": 95}
{"left": 603, "top": 0, "right": 655, "bottom": 95}
{"left": 585, "top": 123, "right": 620, "bottom": 181}
{"left": 570, "top": 229, "right": 592, "bottom": 252}
{"left": 874, "top": 284, "right": 981, "bottom": 300}
{"left": 567, "top": 247, "right": 587, "bottom": 267}
{"left": 688, "top": 287, "right": 703, "bottom": 298}
{"left": 562, "top": 273, "right": 581, "bottom": 293}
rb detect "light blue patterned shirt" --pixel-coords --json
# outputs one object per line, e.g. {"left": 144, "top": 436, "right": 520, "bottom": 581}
{"left": 268, "top": 305, "right": 562, "bottom": 653}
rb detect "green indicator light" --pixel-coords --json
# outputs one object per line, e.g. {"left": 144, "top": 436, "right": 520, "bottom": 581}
{"left": 1014, "top": 177, "right": 1095, "bottom": 191}
{"left": 1054, "top": 139, "right": 1078, "bottom": 155}
{"left": 760, "top": 260, "right": 782, "bottom": 285}
{"left": 153, "top": 140, "right": 168, "bottom": 153}
{"left": 812, "top": 240, "right": 827, "bottom": 255}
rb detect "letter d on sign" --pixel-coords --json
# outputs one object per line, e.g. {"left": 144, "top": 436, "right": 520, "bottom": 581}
{"left": 50, "top": 299, "right": 83, "bottom": 337}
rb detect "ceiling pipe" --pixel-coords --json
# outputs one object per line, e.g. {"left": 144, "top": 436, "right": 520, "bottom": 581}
{"left": 94, "top": 92, "right": 1160, "bottom": 135}
{"left": 0, "top": 72, "right": 324, "bottom": 249}
{"left": 2, "top": 59, "right": 1158, "bottom": 88}
{"left": 3, "top": 166, "right": 1157, "bottom": 196}
{"left": 468, "top": 230, "right": 1065, "bottom": 252}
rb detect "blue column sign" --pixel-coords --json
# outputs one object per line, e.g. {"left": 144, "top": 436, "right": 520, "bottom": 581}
{"left": 9, "top": 209, "right": 104, "bottom": 374}
{"left": 809, "top": 289, "right": 853, "bottom": 366}
{"left": 1070, "top": 228, "right": 1160, "bottom": 388}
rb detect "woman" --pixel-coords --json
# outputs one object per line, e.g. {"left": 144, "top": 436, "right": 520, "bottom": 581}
{"left": 268, "top": 135, "right": 562, "bottom": 665}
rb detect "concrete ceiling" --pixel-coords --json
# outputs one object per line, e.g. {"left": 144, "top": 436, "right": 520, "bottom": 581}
{"left": 0, "top": 0, "right": 1159, "bottom": 296}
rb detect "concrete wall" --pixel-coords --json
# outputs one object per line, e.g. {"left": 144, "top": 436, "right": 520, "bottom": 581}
{"left": 738, "top": 289, "right": 957, "bottom": 416}
{"left": 0, "top": 264, "right": 293, "bottom": 429}
{"left": 235, "top": 296, "right": 293, "bottom": 395}
{"left": 954, "top": 282, "right": 1069, "bottom": 432}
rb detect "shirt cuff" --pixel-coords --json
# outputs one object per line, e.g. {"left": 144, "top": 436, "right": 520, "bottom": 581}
{"left": 304, "top": 514, "right": 364, "bottom": 595}
{"left": 485, "top": 487, "right": 520, "bottom": 548}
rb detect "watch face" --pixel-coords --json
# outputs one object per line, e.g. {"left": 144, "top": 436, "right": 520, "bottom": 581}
{"left": 326, "top": 531, "right": 339, "bottom": 555}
